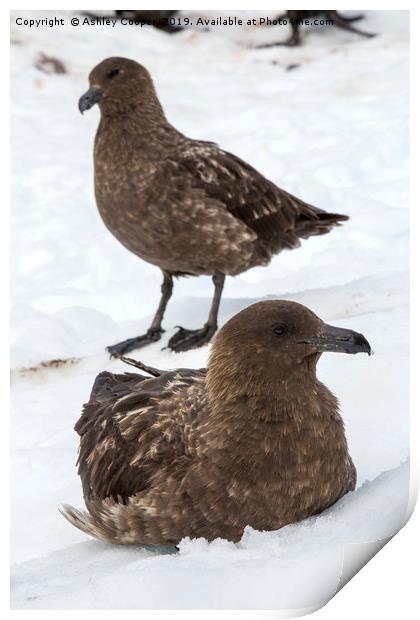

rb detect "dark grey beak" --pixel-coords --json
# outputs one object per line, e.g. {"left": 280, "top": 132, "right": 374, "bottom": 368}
{"left": 302, "top": 324, "right": 372, "bottom": 355}
{"left": 78, "top": 86, "right": 102, "bottom": 114}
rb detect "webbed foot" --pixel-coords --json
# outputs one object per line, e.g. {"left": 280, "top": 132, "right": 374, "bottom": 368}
{"left": 167, "top": 323, "right": 218, "bottom": 352}
{"left": 107, "top": 328, "right": 164, "bottom": 358}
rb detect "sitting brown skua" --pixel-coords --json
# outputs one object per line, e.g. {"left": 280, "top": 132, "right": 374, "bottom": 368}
{"left": 79, "top": 57, "right": 348, "bottom": 354}
{"left": 62, "top": 300, "right": 371, "bottom": 547}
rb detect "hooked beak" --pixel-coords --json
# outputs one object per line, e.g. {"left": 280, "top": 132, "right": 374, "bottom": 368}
{"left": 302, "top": 323, "right": 372, "bottom": 356}
{"left": 78, "top": 86, "right": 102, "bottom": 114}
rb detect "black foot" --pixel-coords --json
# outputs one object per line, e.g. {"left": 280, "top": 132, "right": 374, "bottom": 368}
{"left": 167, "top": 323, "right": 217, "bottom": 353}
{"left": 107, "top": 328, "right": 164, "bottom": 358}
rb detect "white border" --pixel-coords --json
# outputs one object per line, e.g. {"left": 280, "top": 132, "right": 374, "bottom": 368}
{"left": 4, "top": 1, "right": 417, "bottom": 618}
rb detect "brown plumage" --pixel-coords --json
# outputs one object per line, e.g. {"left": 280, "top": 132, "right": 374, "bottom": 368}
{"left": 61, "top": 300, "right": 371, "bottom": 546}
{"left": 259, "top": 11, "right": 375, "bottom": 47}
{"left": 79, "top": 57, "right": 348, "bottom": 354}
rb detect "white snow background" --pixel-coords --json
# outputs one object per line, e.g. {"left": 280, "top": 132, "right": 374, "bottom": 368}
{"left": 10, "top": 10, "right": 410, "bottom": 611}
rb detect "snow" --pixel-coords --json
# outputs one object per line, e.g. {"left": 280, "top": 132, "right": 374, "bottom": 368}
{"left": 10, "top": 461, "right": 411, "bottom": 610}
{"left": 11, "top": 9, "right": 409, "bottom": 611}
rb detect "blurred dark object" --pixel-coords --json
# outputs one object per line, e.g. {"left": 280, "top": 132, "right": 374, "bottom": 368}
{"left": 35, "top": 52, "right": 67, "bottom": 75}
{"left": 81, "top": 10, "right": 183, "bottom": 33}
{"left": 116, "top": 10, "right": 183, "bottom": 33}
{"left": 260, "top": 11, "right": 376, "bottom": 47}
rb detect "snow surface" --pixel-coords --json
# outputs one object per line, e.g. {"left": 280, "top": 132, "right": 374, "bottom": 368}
{"left": 11, "top": 10, "right": 409, "bottom": 611}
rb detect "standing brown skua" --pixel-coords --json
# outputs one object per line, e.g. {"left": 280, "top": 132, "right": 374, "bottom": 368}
{"left": 62, "top": 300, "right": 371, "bottom": 547}
{"left": 79, "top": 57, "right": 348, "bottom": 354}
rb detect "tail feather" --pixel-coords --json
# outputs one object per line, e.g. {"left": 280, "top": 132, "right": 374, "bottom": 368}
{"left": 60, "top": 504, "right": 103, "bottom": 539}
{"left": 310, "top": 204, "right": 349, "bottom": 221}
{"left": 296, "top": 206, "right": 349, "bottom": 239}
{"left": 60, "top": 500, "right": 139, "bottom": 545}
{"left": 60, "top": 502, "right": 178, "bottom": 551}
{"left": 315, "top": 211, "right": 349, "bottom": 224}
